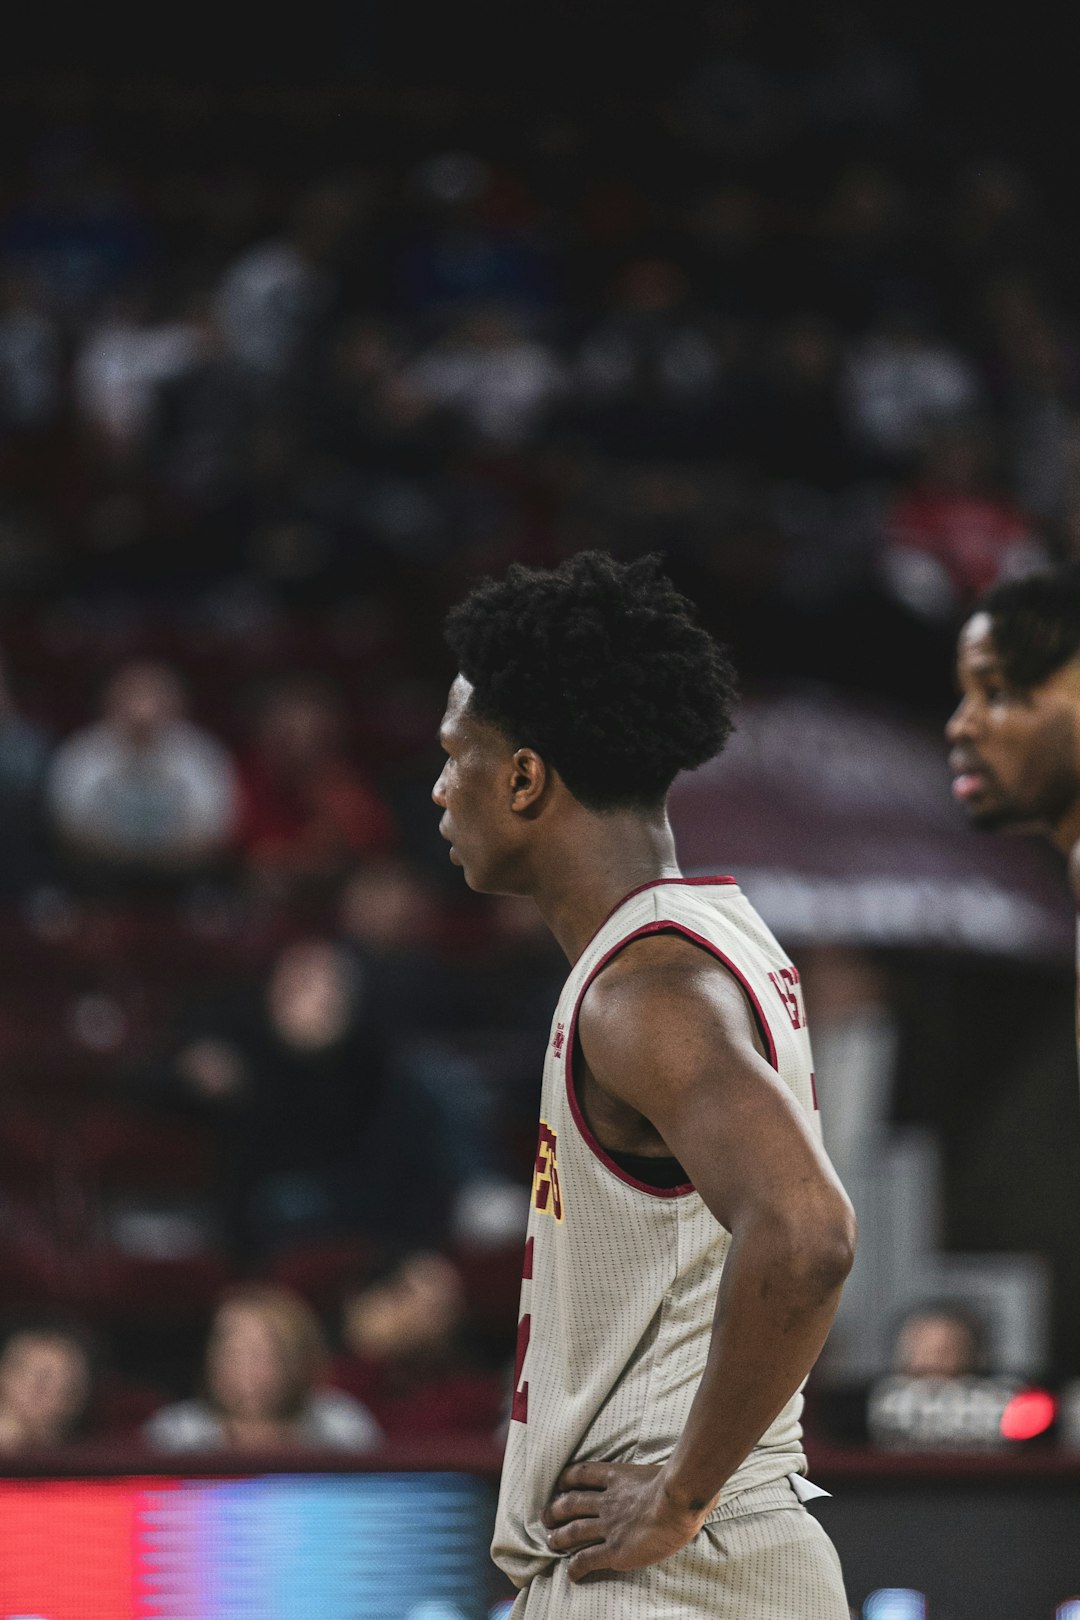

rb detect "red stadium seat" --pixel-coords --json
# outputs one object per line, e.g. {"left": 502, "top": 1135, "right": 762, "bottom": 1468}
{"left": 71, "top": 1248, "right": 232, "bottom": 1325}
{"left": 93, "top": 1375, "right": 170, "bottom": 1439}
{"left": 449, "top": 1239, "right": 526, "bottom": 1334}
{"left": 0, "top": 1208, "right": 66, "bottom": 1307}
{"left": 265, "top": 1235, "right": 377, "bottom": 1312}
{"left": 0, "top": 1106, "right": 60, "bottom": 1195}
{"left": 73, "top": 1107, "right": 213, "bottom": 1195}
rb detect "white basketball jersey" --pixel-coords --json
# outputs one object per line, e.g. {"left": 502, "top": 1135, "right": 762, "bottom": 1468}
{"left": 492, "top": 876, "right": 823, "bottom": 1590}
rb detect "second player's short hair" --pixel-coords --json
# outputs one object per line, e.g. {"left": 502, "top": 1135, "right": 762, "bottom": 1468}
{"left": 444, "top": 550, "right": 738, "bottom": 810}
{"left": 977, "top": 562, "right": 1080, "bottom": 689}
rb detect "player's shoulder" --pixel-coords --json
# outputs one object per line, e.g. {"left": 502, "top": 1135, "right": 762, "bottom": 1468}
{"left": 577, "top": 932, "right": 764, "bottom": 1106}
{"left": 581, "top": 929, "right": 753, "bottom": 1035}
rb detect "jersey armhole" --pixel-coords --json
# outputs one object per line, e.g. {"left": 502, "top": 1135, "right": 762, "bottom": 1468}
{"left": 665, "top": 927, "right": 777, "bottom": 1066}
{"left": 565, "top": 921, "right": 780, "bottom": 1198}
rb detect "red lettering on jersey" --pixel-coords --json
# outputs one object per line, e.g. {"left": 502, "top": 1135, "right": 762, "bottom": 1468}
{"left": 522, "top": 1236, "right": 534, "bottom": 1280}
{"left": 511, "top": 1312, "right": 531, "bottom": 1422}
{"left": 552, "top": 1022, "right": 565, "bottom": 1058}
{"left": 769, "top": 967, "right": 804, "bottom": 1031}
{"left": 533, "top": 1121, "right": 563, "bottom": 1221}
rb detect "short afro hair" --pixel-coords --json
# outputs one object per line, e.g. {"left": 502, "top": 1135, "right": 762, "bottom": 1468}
{"left": 444, "top": 550, "right": 738, "bottom": 810}
{"left": 976, "top": 562, "right": 1080, "bottom": 690}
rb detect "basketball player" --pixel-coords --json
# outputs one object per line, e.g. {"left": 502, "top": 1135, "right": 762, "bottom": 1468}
{"left": 433, "top": 552, "right": 855, "bottom": 1618}
{"left": 947, "top": 562, "right": 1080, "bottom": 1046}
{"left": 948, "top": 564, "right": 1080, "bottom": 865}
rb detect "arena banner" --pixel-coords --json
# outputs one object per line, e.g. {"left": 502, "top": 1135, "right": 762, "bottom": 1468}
{"left": 671, "top": 690, "right": 1074, "bottom": 960}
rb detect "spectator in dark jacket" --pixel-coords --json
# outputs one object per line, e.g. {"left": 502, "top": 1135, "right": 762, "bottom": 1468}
{"left": 161, "top": 935, "right": 448, "bottom": 1257}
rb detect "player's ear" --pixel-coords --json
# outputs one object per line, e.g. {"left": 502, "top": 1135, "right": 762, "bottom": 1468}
{"left": 509, "top": 748, "right": 547, "bottom": 812}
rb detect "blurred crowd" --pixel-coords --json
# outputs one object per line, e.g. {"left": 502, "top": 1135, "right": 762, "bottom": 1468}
{"left": 1, "top": 9, "right": 1078, "bottom": 710}
{"left": 0, "top": 1, "right": 1079, "bottom": 1452}
{"left": 0, "top": 1255, "right": 507, "bottom": 1455}
{"left": 0, "top": 647, "right": 560, "bottom": 1442}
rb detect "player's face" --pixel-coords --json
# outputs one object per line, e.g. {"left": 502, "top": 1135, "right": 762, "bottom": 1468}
{"left": 946, "top": 613, "right": 1080, "bottom": 834}
{"left": 432, "top": 675, "right": 532, "bottom": 894}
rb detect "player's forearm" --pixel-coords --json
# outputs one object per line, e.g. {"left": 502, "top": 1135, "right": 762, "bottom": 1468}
{"left": 661, "top": 1201, "right": 854, "bottom": 1514}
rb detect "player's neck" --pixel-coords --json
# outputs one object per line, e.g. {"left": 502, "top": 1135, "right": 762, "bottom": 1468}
{"left": 530, "top": 811, "right": 682, "bottom": 964}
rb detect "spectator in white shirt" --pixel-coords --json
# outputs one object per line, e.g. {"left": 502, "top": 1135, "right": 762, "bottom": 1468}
{"left": 214, "top": 179, "right": 359, "bottom": 380}
{"left": 844, "top": 309, "right": 983, "bottom": 469}
{"left": 404, "top": 307, "right": 565, "bottom": 447}
{"left": 74, "top": 291, "right": 202, "bottom": 459}
{"left": 46, "top": 660, "right": 238, "bottom": 876}
{"left": 144, "top": 1285, "right": 380, "bottom": 1454}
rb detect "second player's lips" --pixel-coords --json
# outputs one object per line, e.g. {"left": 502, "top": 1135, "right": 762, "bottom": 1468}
{"left": 951, "top": 771, "right": 987, "bottom": 802}
{"left": 948, "top": 751, "right": 992, "bottom": 803}
{"left": 439, "top": 822, "right": 462, "bottom": 864}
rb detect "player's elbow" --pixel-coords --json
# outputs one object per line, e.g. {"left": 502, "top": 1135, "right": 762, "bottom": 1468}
{"left": 764, "top": 1187, "right": 856, "bottom": 1300}
{"left": 798, "top": 1188, "right": 857, "bottom": 1296}
{"left": 821, "top": 1194, "right": 858, "bottom": 1288}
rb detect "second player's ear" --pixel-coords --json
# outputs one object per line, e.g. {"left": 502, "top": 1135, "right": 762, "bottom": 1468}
{"left": 510, "top": 748, "right": 547, "bottom": 812}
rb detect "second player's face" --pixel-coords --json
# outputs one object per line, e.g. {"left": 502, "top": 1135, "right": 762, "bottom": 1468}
{"left": 433, "top": 675, "right": 528, "bottom": 893}
{"left": 946, "top": 613, "right": 1080, "bottom": 834}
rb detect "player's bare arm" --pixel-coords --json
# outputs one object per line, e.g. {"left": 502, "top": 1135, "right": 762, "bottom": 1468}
{"left": 543, "top": 933, "right": 856, "bottom": 1583}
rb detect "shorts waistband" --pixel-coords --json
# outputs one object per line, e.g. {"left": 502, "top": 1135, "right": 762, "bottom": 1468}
{"left": 706, "top": 1477, "right": 802, "bottom": 1524}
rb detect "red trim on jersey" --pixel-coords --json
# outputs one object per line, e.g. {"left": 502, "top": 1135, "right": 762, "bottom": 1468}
{"left": 564, "top": 920, "right": 780, "bottom": 1199}
{"left": 580, "top": 876, "right": 738, "bottom": 963}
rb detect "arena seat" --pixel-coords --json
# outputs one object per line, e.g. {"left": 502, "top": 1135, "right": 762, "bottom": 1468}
{"left": 0, "top": 1105, "right": 60, "bottom": 1196}
{"left": 92, "top": 1374, "right": 171, "bottom": 1440}
{"left": 449, "top": 1239, "right": 525, "bottom": 1333}
{"left": 264, "top": 1235, "right": 376, "bottom": 1312}
{"left": 73, "top": 1107, "right": 214, "bottom": 1195}
{"left": 0, "top": 1210, "right": 66, "bottom": 1307}
{"left": 70, "top": 1249, "right": 232, "bottom": 1325}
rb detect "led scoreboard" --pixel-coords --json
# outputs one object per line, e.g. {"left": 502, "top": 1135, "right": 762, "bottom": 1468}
{"left": 2, "top": 1458, "right": 1080, "bottom": 1620}
{"left": 0, "top": 1473, "right": 495, "bottom": 1620}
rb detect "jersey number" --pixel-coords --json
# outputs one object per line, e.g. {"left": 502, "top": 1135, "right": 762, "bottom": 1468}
{"left": 512, "top": 1237, "right": 533, "bottom": 1423}
{"left": 511, "top": 1313, "right": 530, "bottom": 1423}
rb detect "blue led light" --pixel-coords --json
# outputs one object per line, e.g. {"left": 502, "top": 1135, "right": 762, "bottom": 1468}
{"left": 863, "top": 1591, "right": 927, "bottom": 1620}
{"left": 404, "top": 1607, "right": 469, "bottom": 1619}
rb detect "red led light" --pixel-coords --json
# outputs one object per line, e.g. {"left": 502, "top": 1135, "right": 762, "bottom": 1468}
{"left": 1000, "top": 1388, "right": 1057, "bottom": 1441}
